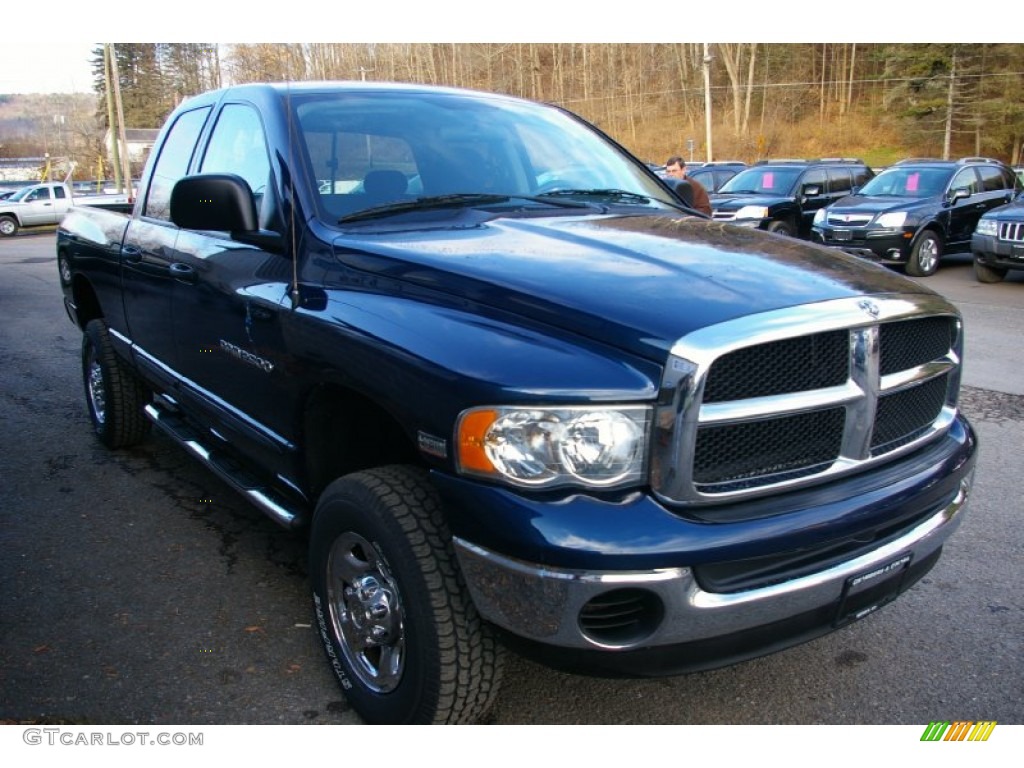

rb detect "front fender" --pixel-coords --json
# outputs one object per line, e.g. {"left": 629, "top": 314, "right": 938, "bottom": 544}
{"left": 285, "top": 290, "right": 663, "bottom": 466}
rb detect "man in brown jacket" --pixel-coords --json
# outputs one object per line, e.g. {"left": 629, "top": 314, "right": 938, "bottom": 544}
{"left": 665, "top": 156, "right": 712, "bottom": 216}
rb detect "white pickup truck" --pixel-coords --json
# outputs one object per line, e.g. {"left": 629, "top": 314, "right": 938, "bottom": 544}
{"left": 0, "top": 182, "right": 130, "bottom": 236}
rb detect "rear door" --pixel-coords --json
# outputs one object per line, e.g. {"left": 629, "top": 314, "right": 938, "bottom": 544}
{"left": 120, "top": 105, "right": 211, "bottom": 388}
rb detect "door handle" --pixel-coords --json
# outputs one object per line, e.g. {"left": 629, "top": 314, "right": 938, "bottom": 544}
{"left": 170, "top": 263, "right": 197, "bottom": 285}
{"left": 121, "top": 245, "right": 143, "bottom": 264}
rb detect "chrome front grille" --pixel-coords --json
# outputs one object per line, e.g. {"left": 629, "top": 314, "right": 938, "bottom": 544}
{"left": 651, "top": 295, "right": 962, "bottom": 506}
{"left": 998, "top": 221, "right": 1024, "bottom": 243}
{"left": 827, "top": 213, "right": 872, "bottom": 226}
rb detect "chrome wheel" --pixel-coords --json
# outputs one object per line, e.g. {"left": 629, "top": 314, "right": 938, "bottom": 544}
{"left": 0, "top": 217, "right": 16, "bottom": 237}
{"left": 907, "top": 232, "right": 942, "bottom": 277}
{"left": 917, "top": 238, "right": 939, "bottom": 273}
{"left": 86, "top": 350, "right": 107, "bottom": 426}
{"left": 326, "top": 531, "right": 405, "bottom": 693}
{"left": 59, "top": 254, "right": 73, "bottom": 284}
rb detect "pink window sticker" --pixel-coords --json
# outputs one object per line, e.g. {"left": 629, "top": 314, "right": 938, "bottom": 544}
{"left": 762, "top": 172, "right": 774, "bottom": 190}
{"left": 906, "top": 173, "right": 919, "bottom": 192}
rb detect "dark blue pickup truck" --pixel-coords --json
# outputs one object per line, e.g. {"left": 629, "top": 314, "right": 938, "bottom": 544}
{"left": 57, "top": 82, "right": 977, "bottom": 724}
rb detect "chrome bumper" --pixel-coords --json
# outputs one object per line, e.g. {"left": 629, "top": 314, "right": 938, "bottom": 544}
{"left": 454, "top": 475, "right": 971, "bottom": 651}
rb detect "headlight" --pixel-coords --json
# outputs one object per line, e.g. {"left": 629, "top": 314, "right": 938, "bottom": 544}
{"left": 975, "top": 218, "right": 997, "bottom": 237}
{"left": 813, "top": 208, "right": 827, "bottom": 225}
{"left": 874, "top": 211, "right": 907, "bottom": 228}
{"left": 457, "top": 406, "right": 650, "bottom": 489}
{"left": 735, "top": 205, "right": 770, "bottom": 220}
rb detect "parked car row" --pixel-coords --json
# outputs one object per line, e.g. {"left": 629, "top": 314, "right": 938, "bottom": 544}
{"left": 649, "top": 160, "right": 748, "bottom": 193}
{"left": 697, "top": 156, "right": 1022, "bottom": 283}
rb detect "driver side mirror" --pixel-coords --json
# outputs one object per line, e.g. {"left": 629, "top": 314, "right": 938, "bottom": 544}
{"left": 171, "top": 174, "right": 258, "bottom": 231}
{"left": 948, "top": 187, "right": 971, "bottom": 204}
{"left": 171, "top": 173, "right": 284, "bottom": 253}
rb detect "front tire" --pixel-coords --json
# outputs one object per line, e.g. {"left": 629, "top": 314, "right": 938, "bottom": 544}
{"left": 82, "top": 319, "right": 151, "bottom": 448}
{"left": 906, "top": 231, "right": 942, "bottom": 277}
{"left": 766, "top": 219, "right": 795, "bottom": 237}
{"left": 0, "top": 215, "right": 18, "bottom": 237}
{"left": 310, "top": 465, "right": 505, "bottom": 724}
{"left": 973, "top": 259, "right": 1007, "bottom": 283}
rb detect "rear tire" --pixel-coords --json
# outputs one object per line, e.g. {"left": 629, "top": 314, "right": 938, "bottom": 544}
{"left": 973, "top": 259, "right": 1007, "bottom": 284}
{"left": 906, "top": 231, "right": 942, "bottom": 277}
{"left": 310, "top": 465, "right": 505, "bottom": 724}
{"left": 82, "top": 319, "right": 151, "bottom": 448}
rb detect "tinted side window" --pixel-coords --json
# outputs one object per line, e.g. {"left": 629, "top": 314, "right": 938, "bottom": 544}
{"left": 54, "top": 186, "right": 66, "bottom": 199}
{"left": 143, "top": 107, "right": 211, "bottom": 221}
{"left": 853, "top": 168, "right": 872, "bottom": 187}
{"left": 828, "top": 169, "right": 853, "bottom": 194}
{"left": 801, "top": 169, "right": 827, "bottom": 193}
{"left": 950, "top": 167, "right": 980, "bottom": 195}
{"left": 199, "top": 104, "right": 271, "bottom": 218}
{"left": 977, "top": 165, "right": 1008, "bottom": 193}
{"left": 27, "top": 187, "right": 51, "bottom": 201}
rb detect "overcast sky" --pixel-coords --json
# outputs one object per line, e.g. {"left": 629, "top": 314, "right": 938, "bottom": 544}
{"left": 0, "top": 43, "right": 96, "bottom": 95}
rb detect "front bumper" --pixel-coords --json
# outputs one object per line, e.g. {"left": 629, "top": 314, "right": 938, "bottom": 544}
{"left": 812, "top": 226, "right": 913, "bottom": 262}
{"left": 972, "top": 232, "right": 1024, "bottom": 271}
{"left": 709, "top": 214, "right": 766, "bottom": 229}
{"left": 439, "top": 416, "right": 976, "bottom": 675}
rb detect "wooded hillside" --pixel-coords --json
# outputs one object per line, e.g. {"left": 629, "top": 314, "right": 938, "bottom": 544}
{"left": 3, "top": 43, "right": 1022, "bottom": 176}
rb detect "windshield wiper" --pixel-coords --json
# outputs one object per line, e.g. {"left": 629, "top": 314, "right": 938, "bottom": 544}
{"left": 338, "top": 193, "right": 591, "bottom": 223}
{"left": 539, "top": 188, "right": 653, "bottom": 205}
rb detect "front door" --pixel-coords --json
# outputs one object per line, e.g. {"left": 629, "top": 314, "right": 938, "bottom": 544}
{"left": 169, "top": 102, "right": 297, "bottom": 474}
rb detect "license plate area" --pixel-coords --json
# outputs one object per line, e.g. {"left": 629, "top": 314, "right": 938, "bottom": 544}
{"left": 1011, "top": 244, "right": 1024, "bottom": 258}
{"left": 835, "top": 554, "right": 912, "bottom": 627}
{"left": 832, "top": 229, "right": 853, "bottom": 241}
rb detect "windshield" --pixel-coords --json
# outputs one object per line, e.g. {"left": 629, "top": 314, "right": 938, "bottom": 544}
{"left": 857, "top": 167, "right": 952, "bottom": 198}
{"left": 717, "top": 167, "right": 803, "bottom": 196}
{"left": 293, "top": 89, "right": 678, "bottom": 223}
{"left": 7, "top": 186, "right": 35, "bottom": 202}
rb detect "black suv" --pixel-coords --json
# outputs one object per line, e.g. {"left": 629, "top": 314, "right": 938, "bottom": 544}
{"left": 811, "top": 157, "right": 1021, "bottom": 276}
{"left": 710, "top": 158, "right": 874, "bottom": 237}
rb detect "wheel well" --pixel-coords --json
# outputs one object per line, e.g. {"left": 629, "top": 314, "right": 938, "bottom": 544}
{"left": 303, "top": 384, "right": 420, "bottom": 501}
{"left": 66, "top": 259, "right": 103, "bottom": 328}
{"left": 914, "top": 224, "right": 945, "bottom": 246}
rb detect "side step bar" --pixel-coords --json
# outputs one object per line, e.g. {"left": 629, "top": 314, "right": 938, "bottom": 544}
{"left": 144, "top": 397, "right": 308, "bottom": 529}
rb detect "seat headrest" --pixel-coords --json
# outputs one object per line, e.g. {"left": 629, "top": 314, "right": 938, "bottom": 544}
{"left": 363, "top": 169, "right": 408, "bottom": 198}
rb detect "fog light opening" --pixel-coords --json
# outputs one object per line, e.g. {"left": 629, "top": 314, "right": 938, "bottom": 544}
{"left": 578, "top": 588, "right": 664, "bottom": 648}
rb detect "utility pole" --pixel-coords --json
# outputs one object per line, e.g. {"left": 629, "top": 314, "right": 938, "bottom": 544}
{"left": 104, "top": 44, "right": 122, "bottom": 191}
{"left": 703, "top": 43, "right": 714, "bottom": 162}
{"left": 943, "top": 46, "right": 957, "bottom": 161}
{"left": 108, "top": 44, "right": 134, "bottom": 200}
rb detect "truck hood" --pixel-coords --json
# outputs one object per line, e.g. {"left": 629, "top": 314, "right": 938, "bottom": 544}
{"left": 983, "top": 198, "right": 1024, "bottom": 222}
{"left": 332, "top": 212, "right": 931, "bottom": 362}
